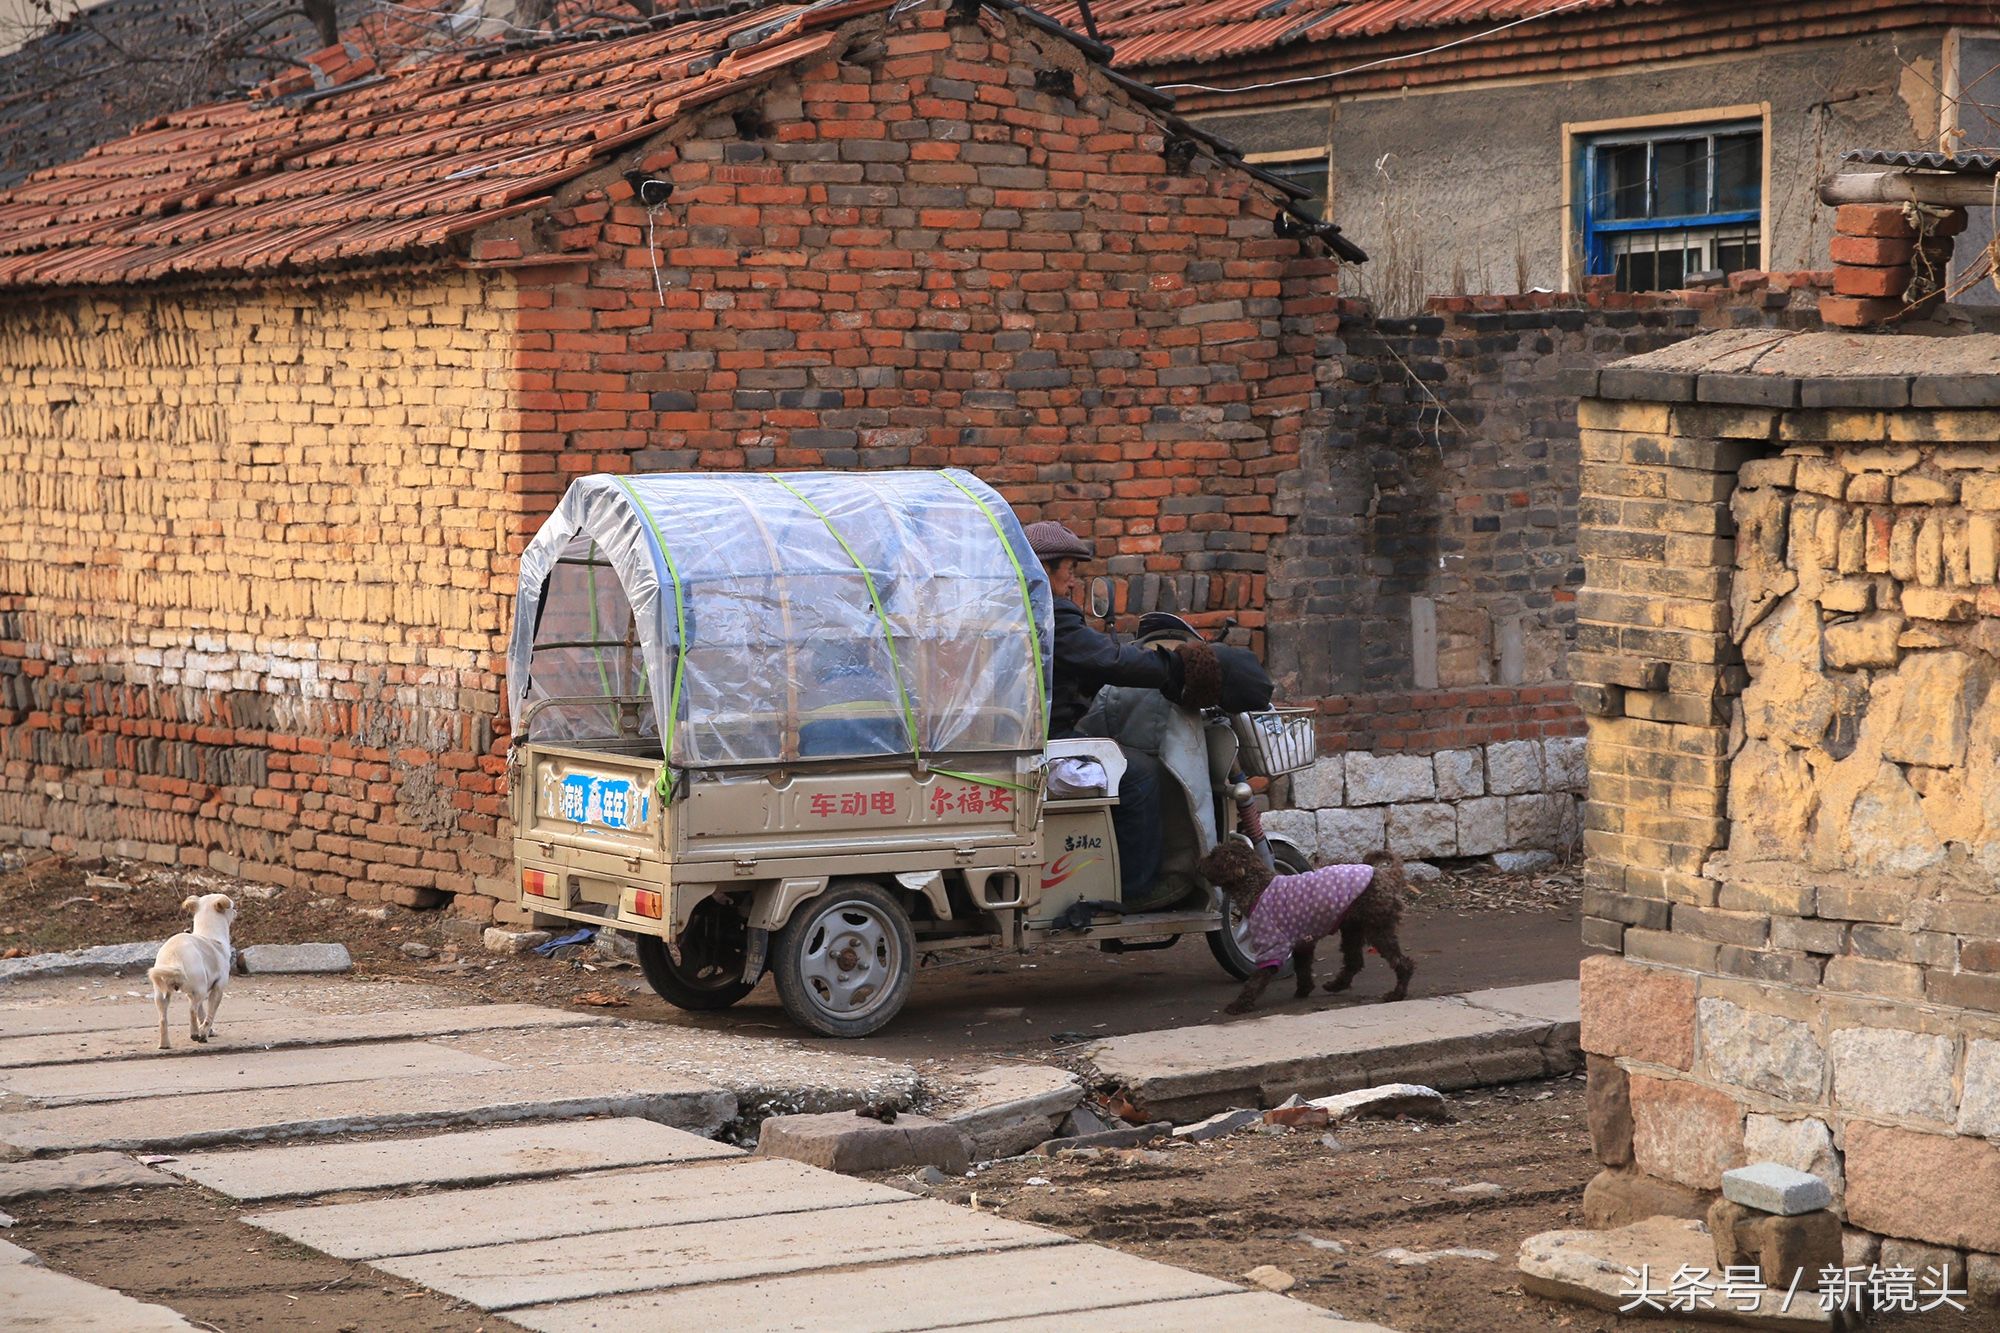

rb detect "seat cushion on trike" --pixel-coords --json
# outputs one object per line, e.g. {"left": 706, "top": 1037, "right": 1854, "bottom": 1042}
{"left": 1044, "top": 737, "right": 1126, "bottom": 796}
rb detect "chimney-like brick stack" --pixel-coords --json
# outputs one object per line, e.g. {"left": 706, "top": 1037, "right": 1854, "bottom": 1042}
{"left": 1819, "top": 202, "right": 1965, "bottom": 329}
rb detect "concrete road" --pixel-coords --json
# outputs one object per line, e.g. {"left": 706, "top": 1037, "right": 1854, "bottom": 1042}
{"left": 616, "top": 908, "right": 1586, "bottom": 1061}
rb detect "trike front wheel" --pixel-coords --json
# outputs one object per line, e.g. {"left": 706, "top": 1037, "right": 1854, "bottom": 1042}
{"left": 1206, "top": 842, "right": 1311, "bottom": 981}
{"left": 771, "top": 880, "right": 915, "bottom": 1038}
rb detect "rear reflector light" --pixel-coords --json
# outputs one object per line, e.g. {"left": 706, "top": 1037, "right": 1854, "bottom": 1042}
{"left": 633, "top": 888, "right": 663, "bottom": 919}
{"left": 522, "top": 868, "right": 554, "bottom": 898}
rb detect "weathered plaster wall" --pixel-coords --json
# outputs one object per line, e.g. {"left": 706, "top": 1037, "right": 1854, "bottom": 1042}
{"left": 1196, "top": 33, "right": 1938, "bottom": 303}
{"left": 0, "top": 271, "right": 521, "bottom": 910}
{"left": 1573, "top": 333, "right": 2000, "bottom": 1280}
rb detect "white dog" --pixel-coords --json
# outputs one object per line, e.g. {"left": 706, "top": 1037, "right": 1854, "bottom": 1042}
{"left": 148, "top": 893, "right": 236, "bottom": 1051}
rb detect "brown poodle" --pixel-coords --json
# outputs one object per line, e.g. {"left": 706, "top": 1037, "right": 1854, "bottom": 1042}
{"left": 1200, "top": 841, "right": 1415, "bottom": 1014}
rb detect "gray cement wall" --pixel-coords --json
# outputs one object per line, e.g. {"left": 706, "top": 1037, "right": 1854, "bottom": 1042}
{"left": 1195, "top": 33, "right": 1942, "bottom": 311}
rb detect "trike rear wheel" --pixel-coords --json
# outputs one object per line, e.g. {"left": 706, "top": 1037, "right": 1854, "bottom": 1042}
{"left": 634, "top": 902, "right": 758, "bottom": 1011}
{"left": 771, "top": 880, "right": 915, "bottom": 1038}
{"left": 1206, "top": 842, "right": 1311, "bottom": 981}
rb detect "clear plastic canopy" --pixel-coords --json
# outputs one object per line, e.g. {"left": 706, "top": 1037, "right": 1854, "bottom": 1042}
{"left": 509, "top": 470, "right": 1053, "bottom": 770}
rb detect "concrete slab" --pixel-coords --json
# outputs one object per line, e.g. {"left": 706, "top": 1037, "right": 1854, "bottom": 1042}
{"left": 0, "top": 1003, "right": 601, "bottom": 1069}
{"left": 943, "top": 1065, "right": 1083, "bottom": 1161}
{"left": 957, "top": 1293, "right": 1395, "bottom": 1330}
{"left": 0, "top": 1040, "right": 504, "bottom": 1107}
{"left": 506, "top": 1242, "right": 1240, "bottom": 1333}
{"left": 1517, "top": 1217, "right": 1831, "bottom": 1329}
{"left": 252, "top": 1156, "right": 903, "bottom": 1259}
{"left": 238, "top": 943, "right": 351, "bottom": 974}
{"left": 1457, "top": 980, "right": 1582, "bottom": 1033}
{"left": 0, "top": 1152, "right": 166, "bottom": 1202}
{"left": 0, "top": 1239, "right": 192, "bottom": 1329}
{"left": 376, "top": 1197, "right": 1066, "bottom": 1310}
{"left": 0, "top": 941, "right": 163, "bottom": 983}
{"left": 1087, "top": 996, "right": 1574, "bottom": 1122}
{"left": 0, "top": 1064, "right": 735, "bottom": 1154}
{"left": 169, "top": 1115, "right": 736, "bottom": 1202}
{"left": 756, "top": 1111, "right": 973, "bottom": 1174}
{"left": 0, "top": 996, "right": 304, "bottom": 1039}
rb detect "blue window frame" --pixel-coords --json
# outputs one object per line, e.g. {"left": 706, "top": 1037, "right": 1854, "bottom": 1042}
{"left": 1578, "top": 122, "right": 1763, "bottom": 290}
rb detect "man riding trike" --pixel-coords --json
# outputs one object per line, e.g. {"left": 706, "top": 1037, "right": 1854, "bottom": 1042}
{"left": 506, "top": 469, "right": 1319, "bottom": 1036}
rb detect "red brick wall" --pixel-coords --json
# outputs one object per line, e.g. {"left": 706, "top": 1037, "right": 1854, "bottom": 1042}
{"left": 504, "top": 5, "right": 1340, "bottom": 655}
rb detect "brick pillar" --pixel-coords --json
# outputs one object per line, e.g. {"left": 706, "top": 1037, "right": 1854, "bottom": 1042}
{"left": 1819, "top": 203, "right": 1964, "bottom": 329}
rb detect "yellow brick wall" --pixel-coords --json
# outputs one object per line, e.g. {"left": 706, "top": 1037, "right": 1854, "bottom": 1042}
{"left": 0, "top": 270, "right": 521, "bottom": 670}
{"left": 0, "top": 269, "right": 526, "bottom": 913}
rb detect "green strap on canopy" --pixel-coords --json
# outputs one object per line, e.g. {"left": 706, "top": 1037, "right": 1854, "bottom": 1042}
{"left": 610, "top": 475, "right": 690, "bottom": 800}
{"left": 764, "top": 474, "right": 925, "bottom": 768}
{"left": 943, "top": 472, "right": 1048, "bottom": 740}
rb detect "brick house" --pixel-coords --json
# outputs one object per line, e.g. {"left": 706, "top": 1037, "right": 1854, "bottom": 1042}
{"left": 1048, "top": 0, "right": 1994, "bottom": 298}
{"left": 0, "top": 0, "right": 1364, "bottom": 919}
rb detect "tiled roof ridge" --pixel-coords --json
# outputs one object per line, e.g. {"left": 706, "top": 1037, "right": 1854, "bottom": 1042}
{"left": 0, "top": 0, "right": 1363, "bottom": 290}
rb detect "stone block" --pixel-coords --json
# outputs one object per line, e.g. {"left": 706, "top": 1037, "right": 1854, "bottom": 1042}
{"left": 1288, "top": 757, "right": 1344, "bottom": 809}
{"left": 1257, "top": 808, "right": 1317, "bottom": 858}
{"left": 1315, "top": 806, "right": 1385, "bottom": 863}
{"left": 755, "top": 1112, "right": 972, "bottom": 1176}
{"left": 1505, "top": 794, "right": 1568, "bottom": 850}
{"left": 1343, "top": 753, "right": 1432, "bottom": 805}
{"left": 483, "top": 929, "right": 551, "bottom": 955}
{"left": 240, "top": 943, "right": 353, "bottom": 975}
{"left": 1969, "top": 1252, "right": 2000, "bottom": 1309}
{"left": 1823, "top": 612, "right": 1901, "bottom": 669}
{"left": 1696, "top": 998, "right": 1826, "bottom": 1103}
{"left": 1629, "top": 1074, "right": 1744, "bottom": 1189}
{"left": 1846, "top": 1121, "right": 2000, "bottom": 1252}
{"left": 1738, "top": 1207, "right": 1844, "bottom": 1289}
{"left": 1580, "top": 1172, "right": 1715, "bottom": 1230}
{"left": 1544, "top": 736, "right": 1587, "bottom": 793}
{"left": 1171, "top": 1108, "right": 1263, "bottom": 1143}
{"left": 1580, "top": 955, "right": 1695, "bottom": 1069}
{"left": 1455, "top": 797, "right": 1507, "bottom": 857}
{"left": 1877, "top": 651, "right": 1985, "bottom": 767}
{"left": 1485, "top": 739, "right": 1545, "bottom": 796}
{"left": 1723, "top": 1163, "right": 1833, "bottom": 1216}
{"left": 1956, "top": 1039, "right": 2000, "bottom": 1137}
{"left": 1831, "top": 1026, "right": 1956, "bottom": 1123}
{"left": 1586, "top": 1055, "right": 1632, "bottom": 1168}
{"left": 1880, "top": 1237, "right": 1965, "bottom": 1288}
{"left": 1433, "top": 748, "right": 1484, "bottom": 800}
{"left": 1386, "top": 803, "right": 1456, "bottom": 858}
{"left": 1743, "top": 1115, "right": 1843, "bottom": 1209}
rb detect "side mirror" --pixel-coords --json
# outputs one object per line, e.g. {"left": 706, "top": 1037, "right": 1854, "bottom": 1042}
{"left": 1087, "top": 576, "right": 1113, "bottom": 621}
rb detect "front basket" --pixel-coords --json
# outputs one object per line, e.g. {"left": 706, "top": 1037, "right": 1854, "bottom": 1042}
{"left": 1232, "top": 708, "right": 1318, "bottom": 778}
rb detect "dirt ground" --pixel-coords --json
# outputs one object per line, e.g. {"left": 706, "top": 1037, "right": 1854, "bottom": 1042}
{"left": 885, "top": 1077, "right": 1980, "bottom": 1333}
{"left": 5, "top": 1185, "right": 495, "bottom": 1332}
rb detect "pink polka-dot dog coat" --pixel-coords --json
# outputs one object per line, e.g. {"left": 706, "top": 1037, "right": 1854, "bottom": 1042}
{"left": 1242, "top": 864, "right": 1375, "bottom": 970}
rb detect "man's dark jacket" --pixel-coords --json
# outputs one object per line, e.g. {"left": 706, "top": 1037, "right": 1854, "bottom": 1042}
{"left": 1049, "top": 596, "right": 1183, "bottom": 737}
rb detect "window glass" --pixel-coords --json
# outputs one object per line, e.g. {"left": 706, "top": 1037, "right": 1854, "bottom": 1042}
{"left": 1714, "top": 133, "right": 1761, "bottom": 212}
{"left": 1266, "top": 158, "right": 1330, "bottom": 220}
{"left": 1598, "top": 143, "right": 1649, "bottom": 219}
{"left": 1653, "top": 137, "right": 1707, "bottom": 217}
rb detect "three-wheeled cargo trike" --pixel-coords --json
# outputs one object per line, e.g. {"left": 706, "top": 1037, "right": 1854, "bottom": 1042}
{"left": 506, "top": 469, "right": 1320, "bottom": 1036}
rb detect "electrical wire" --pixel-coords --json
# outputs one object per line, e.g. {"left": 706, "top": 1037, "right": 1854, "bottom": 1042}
{"left": 1153, "top": 0, "right": 1607, "bottom": 95}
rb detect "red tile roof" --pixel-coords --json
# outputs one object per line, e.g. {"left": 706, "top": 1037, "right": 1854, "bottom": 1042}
{"left": 0, "top": 0, "right": 887, "bottom": 290}
{"left": 1041, "top": 0, "right": 1654, "bottom": 69}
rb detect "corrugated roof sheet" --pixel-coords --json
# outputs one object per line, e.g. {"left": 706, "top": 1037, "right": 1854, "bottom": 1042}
{"left": 0, "top": 0, "right": 882, "bottom": 289}
{"left": 1040, "top": 0, "right": 1652, "bottom": 68}
{"left": 1844, "top": 148, "right": 2000, "bottom": 175}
